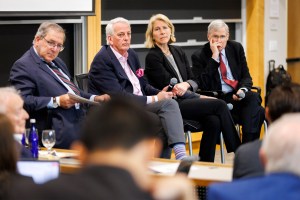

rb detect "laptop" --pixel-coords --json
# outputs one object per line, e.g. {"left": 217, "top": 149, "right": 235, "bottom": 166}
{"left": 17, "top": 160, "right": 60, "bottom": 184}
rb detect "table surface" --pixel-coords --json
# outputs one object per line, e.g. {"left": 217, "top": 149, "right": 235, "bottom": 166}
{"left": 39, "top": 148, "right": 233, "bottom": 186}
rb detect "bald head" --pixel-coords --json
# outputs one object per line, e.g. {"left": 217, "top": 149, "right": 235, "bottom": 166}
{"left": 0, "top": 87, "right": 29, "bottom": 134}
{"left": 261, "top": 113, "right": 300, "bottom": 176}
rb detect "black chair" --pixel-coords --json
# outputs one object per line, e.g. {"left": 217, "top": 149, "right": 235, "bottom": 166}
{"left": 197, "top": 86, "right": 268, "bottom": 138}
{"left": 75, "top": 73, "right": 89, "bottom": 93}
{"left": 184, "top": 120, "right": 226, "bottom": 163}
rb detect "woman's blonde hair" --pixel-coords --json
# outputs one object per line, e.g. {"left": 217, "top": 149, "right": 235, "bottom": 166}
{"left": 145, "top": 14, "right": 176, "bottom": 48}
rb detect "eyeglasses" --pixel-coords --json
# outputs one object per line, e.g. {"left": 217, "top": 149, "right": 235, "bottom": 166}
{"left": 43, "top": 37, "right": 64, "bottom": 52}
{"left": 211, "top": 35, "right": 227, "bottom": 41}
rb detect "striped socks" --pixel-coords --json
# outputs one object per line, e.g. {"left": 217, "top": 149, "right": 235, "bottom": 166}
{"left": 173, "top": 143, "right": 187, "bottom": 160}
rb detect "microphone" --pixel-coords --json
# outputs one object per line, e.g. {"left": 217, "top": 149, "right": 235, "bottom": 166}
{"left": 167, "top": 78, "right": 178, "bottom": 92}
{"left": 227, "top": 103, "right": 233, "bottom": 110}
{"left": 236, "top": 91, "right": 245, "bottom": 99}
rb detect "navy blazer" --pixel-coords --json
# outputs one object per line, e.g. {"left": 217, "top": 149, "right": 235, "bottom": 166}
{"left": 208, "top": 173, "right": 300, "bottom": 200}
{"left": 191, "top": 41, "right": 253, "bottom": 91}
{"left": 145, "top": 45, "right": 198, "bottom": 92}
{"left": 88, "top": 45, "right": 160, "bottom": 105}
{"left": 10, "top": 47, "right": 92, "bottom": 148}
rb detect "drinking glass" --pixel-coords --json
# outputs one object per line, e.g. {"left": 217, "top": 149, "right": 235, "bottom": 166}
{"left": 42, "top": 130, "right": 56, "bottom": 154}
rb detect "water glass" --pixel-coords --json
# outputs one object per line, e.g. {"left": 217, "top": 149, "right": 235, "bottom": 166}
{"left": 42, "top": 130, "right": 56, "bottom": 154}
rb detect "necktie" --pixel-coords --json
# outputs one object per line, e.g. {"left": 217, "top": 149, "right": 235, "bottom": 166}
{"left": 219, "top": 53, "right": 238, "bottom": 89}
{"left": 47, "top": 62, "right": 81, "bottom": 96}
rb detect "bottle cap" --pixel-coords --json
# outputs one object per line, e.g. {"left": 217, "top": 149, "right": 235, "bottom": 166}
{"left": 30, "top": 119, "right": 36, "bottom": 123}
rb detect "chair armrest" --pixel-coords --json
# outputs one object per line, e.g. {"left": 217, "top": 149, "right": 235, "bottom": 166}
{"left": 196, "top": 89, "right": 224, "bottom": 98}
{"left": 251, "top": 86, "right": 261, "bottom": 95}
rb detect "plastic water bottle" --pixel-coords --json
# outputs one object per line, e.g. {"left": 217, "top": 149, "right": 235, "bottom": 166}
{"left": 21, "top": 132, "right": 26, "bottom": 146}
{"left": 28, "top": 119, "right": 39, "bottom": 158}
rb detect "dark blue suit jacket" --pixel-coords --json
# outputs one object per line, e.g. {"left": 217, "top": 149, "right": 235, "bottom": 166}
{"left": 10, "top": 47, "right": 92, "bottom": 148}
{"left": 88, "top": 45, "right": 160, "bottom": 105}
{"left": 208, "top": 173, "right": 300, "bottom": 200}
{"left": 192, "top": 40, "right": 253, "bottom": 91}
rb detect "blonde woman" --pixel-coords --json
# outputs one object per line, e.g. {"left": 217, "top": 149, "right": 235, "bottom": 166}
{"left": 145, "top": 14, "right": 240, "bottom": 162}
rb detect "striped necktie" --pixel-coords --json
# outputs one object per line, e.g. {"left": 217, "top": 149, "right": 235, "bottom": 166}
{"left": 47, "top": 62, "right": 81, "bottom": 96}
{"left": 219, "top": 53, "right": 238, "bottom": 89}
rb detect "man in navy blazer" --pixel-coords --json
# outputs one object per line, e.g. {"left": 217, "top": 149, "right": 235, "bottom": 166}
{"left": 88, "top": 17, "right": 196, "bottom": 160}
{"left": 192, "top": 19, "right": 265, "bottom": 144}
{"left": 208, "top": 113, "right": 300, "bottom": 200}
{"left": 10, "top": 22, "right": 110, "bottom": 149}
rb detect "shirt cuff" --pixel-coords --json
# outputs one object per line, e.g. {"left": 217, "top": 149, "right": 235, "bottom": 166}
{"left": 146, "top": 96, "right": 158, "bottom": 104}
{"left": 47, "top": 96, "right": 60, "bottom": 108}
{"left": 240, "top": 87, "right": 248, "bottom": 92}
{"left": 90, "top": 95, "right": 96, "bottom": 101}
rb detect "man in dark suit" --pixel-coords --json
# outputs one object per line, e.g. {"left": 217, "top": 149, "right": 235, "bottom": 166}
{"left": 88, "top": 17, "right": 195, "bottom": 160}
{"left": 233, "top": 83, "right": 300, "bottom": 179}
{"left": 10, "top": 22, "right": 110, "bottom": 149}
{"left": 208, "top": 113, "right": 300, "bottom": 200}
{"left": 192, "top": 19, "right": 265, "bottom": 143}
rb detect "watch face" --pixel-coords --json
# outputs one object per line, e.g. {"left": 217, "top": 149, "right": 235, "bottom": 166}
{"left": 53, "top": 97, "right": 58, "bottom": 108}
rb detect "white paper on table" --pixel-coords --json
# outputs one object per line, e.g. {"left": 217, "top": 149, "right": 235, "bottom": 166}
{"left": 39, "top": 150, "right": 78, "bottom": 159}
{"left": 148, "top": 163, "right": 179, "bottom": 175}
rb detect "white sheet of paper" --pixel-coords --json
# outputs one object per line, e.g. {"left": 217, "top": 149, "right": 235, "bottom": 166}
{"left": 68, "top": 93, "right": 99, "bottom": 105}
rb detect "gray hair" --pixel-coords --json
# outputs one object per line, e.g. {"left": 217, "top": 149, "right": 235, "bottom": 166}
{"left": 207, "top": 19, "right": 229, "bottom": 35}
{"left": 105, "top": 17, "right": 130, "bottom": 45}
{"left": 0, "top": 87, "right": 20, "bottom": 113}
{"left": 262, "top": 113, "right": 300, "bottom": 176}
{"left": 33, "top": 21, "right": 65, "bottom": 44}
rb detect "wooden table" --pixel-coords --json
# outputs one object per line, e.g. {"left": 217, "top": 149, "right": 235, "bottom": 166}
{"left": 43, "top": 149, "right": 233, "bottom": 186}
{"left": 149, "top": 158, "right": 232, "bottom": 186}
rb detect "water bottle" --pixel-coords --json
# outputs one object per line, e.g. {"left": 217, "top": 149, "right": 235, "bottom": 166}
{"left": 21, "top": 132, "right": 26, "bottom": 146}
{"left": 28, "top": 119, "right": 39, "bottom": 158}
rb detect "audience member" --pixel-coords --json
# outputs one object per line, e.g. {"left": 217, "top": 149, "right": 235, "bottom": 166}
{"left": 192, "top": 19, "right": 265, "bottom": 143}
{"left": 233, "top": 83, "right": 300, "bottom": 179}
{"left": 88, "top": 17, "right": 196, "bottom": 160}
{"left": 21, "top": 98, "right": 196, "bottom": 200}
{"left": 10, "top": 22, "right": 110, "bottom": 149}
{"left": 0, "top": 87, "right": 31, "bottom": 158}
{"left": 144, "top": 14, "right": 240, "bottom": 162}
{"left": 0, "top": 114, "right": 34, "bottom": 200}
{"left": 208, "top": 113, "right": 300, "bottom": 200}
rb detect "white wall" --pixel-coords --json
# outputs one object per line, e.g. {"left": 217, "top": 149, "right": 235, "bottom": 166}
{"left": 264, "top": 0, "right": 287, "bottom": 84}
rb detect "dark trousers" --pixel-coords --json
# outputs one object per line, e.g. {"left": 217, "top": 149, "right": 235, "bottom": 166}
{"left": 221, "top": 91, "right": 265, "bottom": 144}
{"left": 177, "top": 97, "right": 241, "bottom": 162}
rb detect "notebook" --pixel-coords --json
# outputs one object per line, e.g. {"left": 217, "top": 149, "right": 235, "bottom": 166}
{"left": 17, "top": 160, "right": 60, "bottom": 184}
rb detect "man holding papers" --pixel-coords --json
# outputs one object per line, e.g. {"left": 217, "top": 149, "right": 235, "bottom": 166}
{"left": 10, "top": 22, "right": 110, "bottom": 149}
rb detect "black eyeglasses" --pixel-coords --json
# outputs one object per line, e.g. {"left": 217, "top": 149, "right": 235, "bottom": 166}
{"left": 43, "top": 37, "right": 64, "bottom": 52}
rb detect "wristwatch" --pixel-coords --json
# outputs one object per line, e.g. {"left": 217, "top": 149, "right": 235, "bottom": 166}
{"left": 53, "top": 97, "right": 59, "bottom": 108}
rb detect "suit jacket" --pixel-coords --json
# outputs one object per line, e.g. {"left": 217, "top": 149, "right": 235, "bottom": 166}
{"left": 32, "top": 166, "right": 153, "bottom": 200}
{"left": 208, "top": 173, "right": 300, "bottom": 200}
{"left": 191, "top": 41, "right": 253, "bottom": 91}
{"left": 88, "top": 45, "right": 160, "bottom": 105}
{"left": 10, "top": 46, "right": 92, "bottom": 148}
{"left": 145, "top": 45, "right": 198, "bottom": 92}
{"left": 233, "top": 139, "right": 264, "bottom": 179}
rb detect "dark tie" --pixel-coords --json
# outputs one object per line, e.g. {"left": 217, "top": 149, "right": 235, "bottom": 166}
{"left": 47, "top": 62, "right": 81, "bottom": 95}
{"left": 219, "top": 53, "right": 238, "bottom": 89}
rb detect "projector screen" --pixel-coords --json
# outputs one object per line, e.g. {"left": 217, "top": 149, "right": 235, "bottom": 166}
{"left": 0, "top": 0, "right": 95, "bottom": 16}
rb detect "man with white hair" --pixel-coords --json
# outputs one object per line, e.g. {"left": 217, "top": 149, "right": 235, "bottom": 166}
{"left": 208, "top": 113, "right": 300, "bottom": 200}
{"left": 192, "top": 19, "right": 265, "bottom": 144}
{"left": 0, "top": 87, "right": 31, "bottom": 158}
